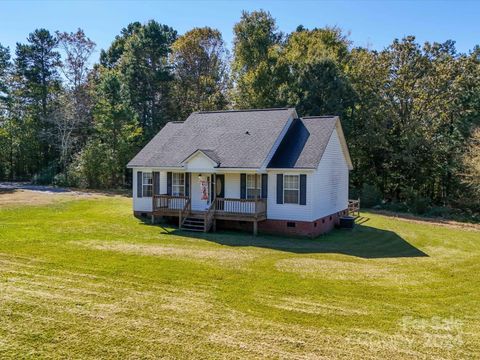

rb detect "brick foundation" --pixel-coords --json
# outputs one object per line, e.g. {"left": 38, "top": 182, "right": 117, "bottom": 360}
{"left": 134, "top": 211, "right": 152, "bottom": 218}
{"left": 134, "top": 209, "right": 349, "bottom": 238}
{"left": 258, "top": 209, "right": 349, "bottom": 238}
{"left": 216, "top": 209, "right": 349, "bottom": 237}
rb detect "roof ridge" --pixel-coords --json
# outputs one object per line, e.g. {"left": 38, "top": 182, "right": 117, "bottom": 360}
{"left": 301, "top": 115, "right": 337, "bottom": 119}
{"left": 196, "top": 107, "right": 293, "bottom": 114}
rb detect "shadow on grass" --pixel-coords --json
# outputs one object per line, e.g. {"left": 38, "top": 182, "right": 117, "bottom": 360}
{"left": 150, "top": 219, "right": 428, "bottom": 259}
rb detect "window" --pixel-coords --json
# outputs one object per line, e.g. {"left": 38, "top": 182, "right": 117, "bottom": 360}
{"left": 284, "top": 175, "right": 299, "bottom": 204}
{"left": 246, "top": 174, "right": 261, "bottom": 199}
{"left": 142, "top": 172, "right": 153, "bottom": 197}
{"left": 172, "top": 173, "right": 185, "bottom": 196}
{"left": 286, "top": 222, "right": 296, "bottom": 228}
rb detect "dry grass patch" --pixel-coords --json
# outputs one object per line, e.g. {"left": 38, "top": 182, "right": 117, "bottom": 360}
{"left": 370, "top": 210, "right": 480, "bottom": 232}
{"left": 207, "top": 309, "right": 470, "bottom": 359}
{"left": 275, "top": 257, "right": 412, "bottom": 284}
{"left": 73, "top": 240, "right": 259, "bottom": 268}
{"left": 0, "top": 254, "right": 217, "bottom": 358}
{"left": 257, "top": 294, "right": 370, "bottom": 316}
{"left": 0, "top": 189, "right": 99, "bottom": 207}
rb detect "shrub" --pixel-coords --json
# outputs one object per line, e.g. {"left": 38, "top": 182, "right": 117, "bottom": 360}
{"left": 32, "top": 164, "right": 57, "bottom": 185}
{"left": 382, "top": 201, "right": 409, "bottom": 213}
{"left": 409, "top": 197, "right": 430, "bottom": 215}
{"left": 53, "top": 173, "right": 69, "bottom": 187}
{"left": 425, "top": 206, "right": 453, "bottom": 218}
{"left": 67, "top": 140, "right": 122, "bottom": 189}
{"left": 359, "top": 183, "right": 383, "bottom": 208}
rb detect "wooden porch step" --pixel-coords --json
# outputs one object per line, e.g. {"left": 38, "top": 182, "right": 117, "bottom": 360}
{"left": 183, "top": 218, "right": 204, "bottom": 225}
{"left": 181, "top": 216, "right": 205, "bottom": 232}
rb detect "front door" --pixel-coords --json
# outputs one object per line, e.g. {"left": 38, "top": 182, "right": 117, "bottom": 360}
{"left": 191, "top": 173, "right": 210, "bottom": 211}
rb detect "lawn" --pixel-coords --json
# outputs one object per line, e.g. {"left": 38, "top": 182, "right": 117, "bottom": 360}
{"left": 0, "top": 190, "right": 479, "bottom": 359}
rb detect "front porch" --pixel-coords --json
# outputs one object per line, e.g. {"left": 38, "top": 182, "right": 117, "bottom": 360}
{"left": 152, "top": 195, "right": 267, "bottom": 235}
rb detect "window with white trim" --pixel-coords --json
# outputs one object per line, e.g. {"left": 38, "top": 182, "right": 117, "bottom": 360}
{"left": 142, "top": 172, "right": 153, "bottom": 197}
{"left": 284, "top": 175, "right": 299, "bottom": 204}
{"left": 172, "top": 172, "right": 185, "bottom": 196}
{"left": 246, "top": 174, "right": 261, "bottom": 199}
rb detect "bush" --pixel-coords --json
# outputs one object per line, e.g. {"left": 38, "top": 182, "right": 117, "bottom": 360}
{"left": 359, "top": 183, "right": 383, "bottom": 208}
{"left": 409, "top": 197, "right": 430, "bottom": 215}
{"left": 32, "top": 164, "right": 57, "bottom": 185}
{"left": 425, "top": 206, "right": 453, "bottom": 218}
{"left": 67, "top": 140, "right": 125, "bottom": 189}
{"left": 382, "top": 201, "right": 409, "bottom": 213}
{"left": 53, "top": 173, "right": 69, "bottom": 187}
{"left": 403, "top": 188, "right": 431, "bottom": 214}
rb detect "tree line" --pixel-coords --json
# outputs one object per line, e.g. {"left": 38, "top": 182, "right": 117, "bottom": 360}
{"left": 0, "top": 10, "right": 479, "bottom": 215}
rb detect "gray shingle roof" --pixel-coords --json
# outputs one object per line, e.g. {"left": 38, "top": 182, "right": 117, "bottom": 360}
{"left": 268, "top": 116, "right": 338, "bottom": 169}
{"left": 127, "top": 108, "right": 296, "bottom": 168}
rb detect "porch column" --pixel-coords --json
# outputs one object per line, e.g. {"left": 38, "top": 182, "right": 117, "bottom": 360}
{"left": 253, "top": 220, "right": 258, "bottom": 236}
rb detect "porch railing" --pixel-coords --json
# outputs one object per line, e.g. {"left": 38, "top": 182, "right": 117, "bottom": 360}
{"left": 348, "top": 198, "right": 360, "bottom": 217}
{"left": 153, "top": 195, "right": 267, "bottom": 218}
{"left": 204, "top": 200, "right": 216, "bottom": 232}
{"left": 153, "top": 194, "right": 189, "bottom": 212}
{"left": 179, "top": 198, "right": 191, "bottom": 227}
{"left": 215, "top": 198, "right": 267, "bottom": 216}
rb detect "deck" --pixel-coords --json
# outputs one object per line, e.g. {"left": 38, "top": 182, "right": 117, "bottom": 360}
{"left": 152, "top": 195, "right": 267, "bottom": 234}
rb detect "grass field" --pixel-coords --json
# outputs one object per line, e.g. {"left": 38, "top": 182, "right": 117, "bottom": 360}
{"left": 0, "top": 190, "right": 479, "bottom": 359}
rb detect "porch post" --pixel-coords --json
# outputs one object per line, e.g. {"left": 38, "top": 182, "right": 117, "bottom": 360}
{"left": 253, "top": 220, "right": 258, "bottom": 236}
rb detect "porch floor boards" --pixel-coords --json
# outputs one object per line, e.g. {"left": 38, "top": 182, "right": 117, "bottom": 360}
{"left": 153, "top": 210, "right": 266, "bottom": 221}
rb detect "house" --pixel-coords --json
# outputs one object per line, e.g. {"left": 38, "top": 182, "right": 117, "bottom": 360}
{"left": 127, "top": 108, "right": 353, "bottom": 237}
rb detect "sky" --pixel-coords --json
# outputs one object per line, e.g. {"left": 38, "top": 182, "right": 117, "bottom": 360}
{"left": 1, "top": 0, "right": 479, "bottom": 62}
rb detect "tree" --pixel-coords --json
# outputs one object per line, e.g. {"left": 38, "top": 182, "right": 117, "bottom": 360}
{"left": 47, "top": 94, "right": 76, "bottom": 180}
{"left": 56, "top": 29, "right": 96, "bottom": 159}
{"left": 117, "top": 21, "right": 177, "bottom": 140}
{"left": 57, "top": 29, "right": 95, "bottom": 89}
{"left": 282, "top": 26, "right": 350, "bottom": 66}
{"left": 346, "top": 36, "right": 480, "bottom": 207}
{"left": 345, "top": 47, "right": 391, "bottom": 191}
{"left": 99, "top": 22, "right": 142, "bottom": 69}
{"left": 231, "top": 10, "right": 285, "bottom": 108}
{"left": 461, "top": 127, "right": 480, "bottom": 209}
{"left": 11, "top": 29, "right": 62, "bottom": 178}
{"left": 86, "top": 70, "right": 141, "bottom": 187}
{"left": 14, "top": 29, "right": 61, "bottom": 119}
{"left": 0, "top": 43, "right": 10, "bottom": 108}
{"left": 280, "top": 58, "right": 355, "bottom": 118}
{"left": 170, "top": 27, "right": 229, "bottom": 119}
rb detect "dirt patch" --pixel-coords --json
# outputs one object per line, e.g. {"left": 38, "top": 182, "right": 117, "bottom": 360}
{"left": 369, "top": 210, "right": 480, "bottom": 232}
{"left": 0, "top": 189, "right": 99, "bottom": 207}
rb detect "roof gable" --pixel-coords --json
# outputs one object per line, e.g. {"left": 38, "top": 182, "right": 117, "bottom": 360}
{"left": 181, "top": 149, "right": 220, "bottom": 167}
{"left": 267, "top": 116, "right": 353, "bottom": 170}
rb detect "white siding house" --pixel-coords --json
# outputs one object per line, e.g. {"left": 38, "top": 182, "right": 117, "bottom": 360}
{"left": 127, "top": 108, "right": 353, "bottom": 236}
{"left": 312, "top": 128, "right": 349, "bottom": 220}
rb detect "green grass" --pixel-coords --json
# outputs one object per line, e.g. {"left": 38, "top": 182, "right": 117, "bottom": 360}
{"left": 0, "top": 194, "right": 479, "bottom": 359}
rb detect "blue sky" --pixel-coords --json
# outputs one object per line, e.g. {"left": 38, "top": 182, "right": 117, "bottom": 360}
{"left": 1, "top": 0, "right": 479, "bottom": 62}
